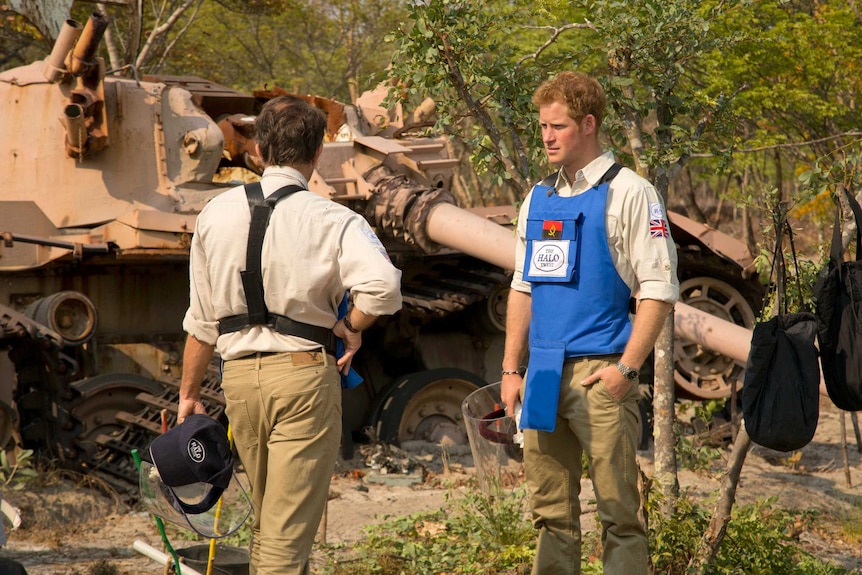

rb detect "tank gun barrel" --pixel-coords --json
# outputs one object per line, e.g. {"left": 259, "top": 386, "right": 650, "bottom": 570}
{"left": 360, "top": 159, "right": 756, "bottom": 365}
{"left": 361, "top": 163, "right": 514, "bottom": 270}
{"left": 424, "top": 203, "right": 515, "bottom": 270}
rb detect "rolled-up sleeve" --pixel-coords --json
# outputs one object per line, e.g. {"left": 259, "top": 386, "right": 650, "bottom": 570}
{"left": 615, "top": 175, "right": 679, "bottom": 304}
{"left": 182, "top": 217, "right": 221, "bottom": 345}
{"left": 338, "top": 215, "right": 403, "bottom": 316}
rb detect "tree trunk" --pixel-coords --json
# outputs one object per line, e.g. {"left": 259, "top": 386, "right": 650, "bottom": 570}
{"left": 653, "top": 311, "right": 679, "bottom": 519}
{"left": 97, "top": 4, "right": 122, "bottom": 72}
{"left": 740, "top": 167, "right": 759, "bottom": 256}
{"left": 649, "top": 116, "right": 680, "bottom": 515}
{"left": 687, "top": 425, "right": 752, "bottom": 573}
{"left": 741, "top": 205, "right": 756, "bottom": 258}
{"left": 679, "top": 166, "right": 706, "bottom": 222}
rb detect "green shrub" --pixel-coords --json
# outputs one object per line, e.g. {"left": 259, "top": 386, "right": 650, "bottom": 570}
{"left": 650, "top": 493, "right": 852, "bottom": 575}
{"left": 314, "top": 471, "right": 852, "bottom": 574}
{"left": 320, "top": 482, "right": 534, "bottom": 574}
{"left": 0, "top": 448, "right": 37, "bottom": 491}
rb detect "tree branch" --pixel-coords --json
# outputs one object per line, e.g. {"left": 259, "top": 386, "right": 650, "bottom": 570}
{"left": 439, "top": 32, "right": 527, "bottom": 197}
{"left": 690, "top": 131, "right": 862, "bottom": 157}
{"left": 687, "top": 425, "right": 752, "bottom": 573}
{"left": 151, "top": 0, "right": 203, "bottom": 74}
{"left": 135, "top": 0, "right": 200, "bottom": 73}
{"left": 516, "top": 21, "right": 595, "bottom": 66}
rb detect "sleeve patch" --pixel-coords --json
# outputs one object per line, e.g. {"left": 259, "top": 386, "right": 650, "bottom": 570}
{"left": 648, "top": 202, "right": 665, "bottom": 220}
{"left": 648, "top": 202, "right": 668, "bottom": 238}
{"left": 362, "top": 227, "right": 391, "bottom": 261}
{"left": 649, "top": 218, "right": 669, "bottom": 238}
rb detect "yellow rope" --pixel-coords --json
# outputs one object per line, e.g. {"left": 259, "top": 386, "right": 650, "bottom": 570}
{"left": 206, "top": 424, "right": 235, "bottom": 575}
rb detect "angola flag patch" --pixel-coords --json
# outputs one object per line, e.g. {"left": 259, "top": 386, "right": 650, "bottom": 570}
{"left": 542, "top": 220, "right": 563, "bottom": 239}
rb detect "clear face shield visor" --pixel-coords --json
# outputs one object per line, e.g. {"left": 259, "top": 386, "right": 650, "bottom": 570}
{"left": 138, "top": 459, "right": 252, "bottom": 539}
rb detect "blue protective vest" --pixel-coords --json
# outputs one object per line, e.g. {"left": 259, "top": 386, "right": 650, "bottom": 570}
{"left": 520, "top": 164, "right": 632, "bottom": 431}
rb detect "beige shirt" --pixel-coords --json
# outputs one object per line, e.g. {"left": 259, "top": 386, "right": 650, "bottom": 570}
{"left": 512, "top": 151, "right": 679, "bottom": 303}
{"left": 183, "top": 166, "right": 402, "bottom": 360}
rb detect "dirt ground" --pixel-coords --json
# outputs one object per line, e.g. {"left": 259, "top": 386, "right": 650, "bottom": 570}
{"left": 1, "top": 395, "right": 861, "bottom": 575}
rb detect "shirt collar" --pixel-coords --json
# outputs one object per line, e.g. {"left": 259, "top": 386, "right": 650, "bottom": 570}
{"left": 261, "top": 165, "right": 309, "bottom": 190}
{"left": 556, "top": 151, "right": 616, "bottom": 190}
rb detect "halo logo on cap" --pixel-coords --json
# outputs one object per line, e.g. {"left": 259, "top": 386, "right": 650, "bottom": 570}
{"left": 188, "top": 438, "right": 206, "bottom": 463}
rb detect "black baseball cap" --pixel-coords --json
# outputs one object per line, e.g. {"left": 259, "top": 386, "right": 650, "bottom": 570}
{"left": 140, "top": 415, "right": 252, "bottom": 538}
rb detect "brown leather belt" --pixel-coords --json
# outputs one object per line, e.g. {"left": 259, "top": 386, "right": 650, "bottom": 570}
{"left": 238, "top": 350, "right": 328, "bottom": 366}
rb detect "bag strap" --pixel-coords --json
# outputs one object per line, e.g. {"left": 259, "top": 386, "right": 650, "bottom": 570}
{"left": 784, "top": 221, "right": 805, "bottom": 314}
{"left": 830, "top": 190, "right": 862, "bottom": 266}
{"left": 836, "top": 191, "right": 862, "bottom": 327}
{"left": 762, "top": 210, "right": 805, "bottom": 318}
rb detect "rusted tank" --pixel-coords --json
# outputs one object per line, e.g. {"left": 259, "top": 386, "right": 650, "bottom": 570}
{"left": 0, "top": 13, "right": 763, "bottom": 491}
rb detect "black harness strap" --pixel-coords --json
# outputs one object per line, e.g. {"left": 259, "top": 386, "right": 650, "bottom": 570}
{"left": 240, "top": 182, "right": 304, "bottom": 326}
{"left": 218, "top": 182, "right": 337, "bottom": 355}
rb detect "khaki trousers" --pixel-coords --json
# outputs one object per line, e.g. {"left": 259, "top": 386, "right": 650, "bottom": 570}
{"left": 523, "top": 355, "right": 646, "bottom": 575}
{"left": 221, "top": 351, "right": 342, "bottom": 575}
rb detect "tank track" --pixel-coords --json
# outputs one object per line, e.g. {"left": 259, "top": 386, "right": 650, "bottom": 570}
{"left": 399, "top": 256, "right": 510, "bottom": 317}
{"left": 65, "top": 368, "right": 226, "bottom": 496}
{"left": 2, "top": 302, "right": 225, "bottom": 496}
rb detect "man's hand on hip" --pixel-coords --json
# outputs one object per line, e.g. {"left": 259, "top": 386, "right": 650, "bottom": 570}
{"left": 581, "top": 364, "right": 632, "bottom": 401}
{"left": 332, "top": 320, "right": 361, "bottom": 376}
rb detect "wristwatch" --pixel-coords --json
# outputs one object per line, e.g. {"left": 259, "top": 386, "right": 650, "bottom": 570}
{"left": 616, "top": 361, "right": 639, "bottom": 382}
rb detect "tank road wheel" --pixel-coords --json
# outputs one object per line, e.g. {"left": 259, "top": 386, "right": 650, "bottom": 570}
{"left": 68, "top": 373, "right": 164, "bottom": 460}
{"left": 674, "top": 277, "right": 758, "bottom": 399}
{"left": 469, "top": 284, "right": 508, "bottom": 334}
{"left": 374, "top": 368, "right": 488, "bottom": 446}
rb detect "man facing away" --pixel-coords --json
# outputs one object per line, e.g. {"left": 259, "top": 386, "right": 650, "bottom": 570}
{"left": 500, "top": 71, "right": 679, "bottom": 574}
{"left": 178, "top": 96, "right": 402, "bottom": 574}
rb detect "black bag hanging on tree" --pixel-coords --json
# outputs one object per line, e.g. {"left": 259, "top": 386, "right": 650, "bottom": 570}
{"left": 742, "top": 214, "right": 820, "bottom": 452}
{"left": 813, "top": 191, "right": 862, "bottom": 412}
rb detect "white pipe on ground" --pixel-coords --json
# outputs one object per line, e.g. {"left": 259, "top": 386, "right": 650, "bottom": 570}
{"left": 132, "top": 540, "right": 205, "bottom": 575}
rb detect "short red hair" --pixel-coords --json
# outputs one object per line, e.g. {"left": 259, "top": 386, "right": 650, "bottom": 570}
{"left": 532, "top": 71, "right": 606, "bottom": 127}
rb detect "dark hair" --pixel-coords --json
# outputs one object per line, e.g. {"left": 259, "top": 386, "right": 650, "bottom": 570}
{"left": 532, "top": 71, "right": 606, "bottom": 127}
{"left": 255, "top": 96, "right": 327, "bottom": 167}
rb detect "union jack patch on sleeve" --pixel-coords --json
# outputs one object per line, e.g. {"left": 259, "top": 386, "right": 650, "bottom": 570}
{"left": 649, "top": 218, "right": 669, "bottom": 238}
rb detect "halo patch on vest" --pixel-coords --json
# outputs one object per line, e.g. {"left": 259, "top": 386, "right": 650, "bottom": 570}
{"left": 527, "top": 240, "right": 569, "bottom": 278}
